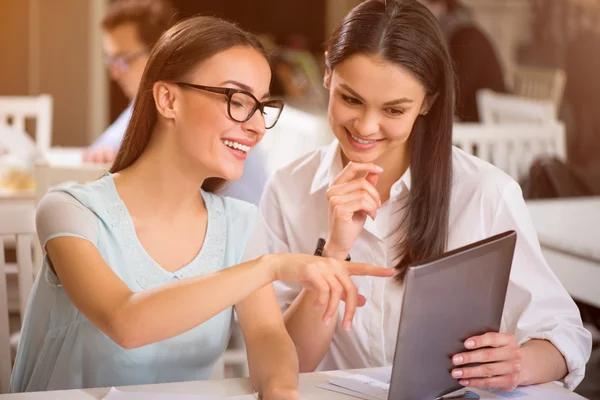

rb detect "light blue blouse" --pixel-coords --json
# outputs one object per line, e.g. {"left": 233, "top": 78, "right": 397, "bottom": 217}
{"left": 10, "top": 174, "right": 257, "bottom": 392}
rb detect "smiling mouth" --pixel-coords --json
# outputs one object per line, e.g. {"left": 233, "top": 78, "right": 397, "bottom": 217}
{"left": 350, "top": 134, "right": 379, "bottom": 145}
{"left": 222, "top": 139, "right": 251, "bottom": 153}
{"left": 345, "top": 127, "right": 383, "bottom": 144}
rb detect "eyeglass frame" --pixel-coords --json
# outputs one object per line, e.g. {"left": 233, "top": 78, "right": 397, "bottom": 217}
{"left": 174, "top": 82, "right": 284, "bottom": 129}
{"left": 104, "top": 49, "right": 148, "bottom": 72}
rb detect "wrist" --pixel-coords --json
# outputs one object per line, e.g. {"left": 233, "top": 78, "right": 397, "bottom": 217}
{"left": 322, "top": 243, "right": 350, "bottom": 261}
{"left": 257, "top": 254, "right": 279, "bottom": 284}
{"left": 518, "top": 342, "right": 534, "bottom": 386}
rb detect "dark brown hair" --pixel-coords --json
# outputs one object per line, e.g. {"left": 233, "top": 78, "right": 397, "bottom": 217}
{"left": 426, "top": 0, "right": 460, "bottom": 12}
{"left": 109, "top": 16, "right": 269, "bottom": 193}
{"left": 325, "top": 0, "right": 455, "bottom": 280}
{"left": 102, "top": 0, "right": 178, "bottom": 49}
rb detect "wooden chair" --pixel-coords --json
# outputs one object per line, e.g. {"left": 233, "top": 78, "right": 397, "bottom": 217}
{"left": 509, "top": 66, "right": 566, "bottom": 108}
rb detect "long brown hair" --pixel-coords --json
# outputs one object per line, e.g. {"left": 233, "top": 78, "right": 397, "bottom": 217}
{"left": 325, "top": 0, "right": 455, "bottom": 279}
{"left": 110, "top": 16, "right": 269, "bottom": 193}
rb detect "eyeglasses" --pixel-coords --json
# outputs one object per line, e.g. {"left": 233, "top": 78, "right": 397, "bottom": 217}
{"left": 104, "top": 49, "right": 147, "bottom": 72}
{"left": 175, "top": 83, "right": 284, "bottom": 129}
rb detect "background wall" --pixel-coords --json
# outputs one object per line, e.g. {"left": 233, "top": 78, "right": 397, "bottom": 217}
{"left": 0, "top": 0, "right": 536, "bottom": 147}
{"left": 0, "top": 0, "right": 108, "bottom": 147}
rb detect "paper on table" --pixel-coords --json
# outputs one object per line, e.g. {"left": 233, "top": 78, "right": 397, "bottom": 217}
{"left": 317, "top": 367, "right": 575, "bottom": 400}
{"left": 482, "top": 385, "right": 577, "bottom": 400}
{"left": 316, "top": 382, "right": 381, "bottom": 400}
{"left": 328, "top": 373, "right": 389, "bottom": 400}
{"left": 102, "top": 387, "right": 257, "bottom": 400}
{"left": 323, "top": 367, "right": 391, "bottom": 400}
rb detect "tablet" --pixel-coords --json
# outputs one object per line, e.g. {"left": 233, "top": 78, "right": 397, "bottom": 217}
{"left": 388, "top": 230, "right": 517, "bottom": 400}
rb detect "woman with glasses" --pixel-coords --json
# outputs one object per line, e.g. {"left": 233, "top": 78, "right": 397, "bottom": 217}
{"left": 10, "top": 16, "right": 393, "bottom": 395}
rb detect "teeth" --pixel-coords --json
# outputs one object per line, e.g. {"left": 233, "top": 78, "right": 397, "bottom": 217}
{"left": 223, "top": 140, "right": 250, "bottom": 153}
{"left": 351, "top": 135, "right": 377, "bottom": 145}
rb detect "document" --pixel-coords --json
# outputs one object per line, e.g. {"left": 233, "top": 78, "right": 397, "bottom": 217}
{"left": 317, "top": 367, "right": 391, "bottom": 400}
{"left": 316, "top": 368, "right": 575, "bottom": 400}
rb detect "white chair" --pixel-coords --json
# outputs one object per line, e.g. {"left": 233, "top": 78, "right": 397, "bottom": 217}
{"left": 509, "top": 66, "right": 566, "bottom": 108}
{"left": 0, "top": 95, "right": 53, "bottom": 156}
{"left": 0, "top": 125, "right": 39, "bottom": 170}
{"left": 453, "top": 122, "right": 567, "bottom": 181}
{"left": 0, "top": 203, "right": 36, "bottom": 393}
{"left": 476, "top": 89, "right": 557, "bottom": 125}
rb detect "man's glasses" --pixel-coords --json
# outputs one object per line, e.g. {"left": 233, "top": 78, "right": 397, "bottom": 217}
{"left": 175, "top": 83, "right": 284, "bottom": 129}
{"left": 104, "top": 49, "right": 147, "bottom": 72}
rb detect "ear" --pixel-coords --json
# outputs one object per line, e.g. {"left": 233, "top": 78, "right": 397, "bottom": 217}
{"left": 153, "top": 82, "right": 177, "bottom": 120}
{"left": 323, "top": 68, "right": 332, "bottom": 90}
{"left": 420, "top": 92, "right": 440, "bottom": 116}
{"left": 323, "top": 51, "right": 332, "bottom": 89}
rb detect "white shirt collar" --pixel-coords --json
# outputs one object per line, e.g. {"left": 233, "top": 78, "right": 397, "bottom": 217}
{"left": 309, "top": 140, "right": 412, "bottom": 198}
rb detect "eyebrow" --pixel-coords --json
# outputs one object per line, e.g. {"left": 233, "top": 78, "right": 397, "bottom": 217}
{"left": 221, "top": 80, "right": 270, "bottom": 99}
{"left": 339, "top": 83, "right": 413, "bottom": 106}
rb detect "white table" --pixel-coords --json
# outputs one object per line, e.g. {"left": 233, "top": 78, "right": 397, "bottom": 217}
{"left": 0, "top": 369, "right": 585, "bottom": 399}
{"left": 0, "top": 147, "right": 107, "bottom": 203}
{"left": 527, "top": 197, "right": 600, "bottom": 308}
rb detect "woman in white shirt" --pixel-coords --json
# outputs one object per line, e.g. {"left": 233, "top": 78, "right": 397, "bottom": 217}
{"left": 244, "top": 0, "right": 592, "bottom": 392}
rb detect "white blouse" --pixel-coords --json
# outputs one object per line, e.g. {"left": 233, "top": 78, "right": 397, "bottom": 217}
{"left": 243, "top": 140, "right": 592, "bottom": 389}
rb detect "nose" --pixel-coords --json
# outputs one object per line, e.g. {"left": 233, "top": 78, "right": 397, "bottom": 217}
{"left": 243, "top": 108, "right": 267, "bottom": 139}
{"left": 353, "top": 109, "right": 381, "bottom": 137}
{"left": 109, "top": 63, "right": 123, "bottom": 81}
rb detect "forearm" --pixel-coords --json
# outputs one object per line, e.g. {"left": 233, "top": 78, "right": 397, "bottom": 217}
{"left": 112, "top": 255, "right": 276, "bottom": 348}
{"left": 284, "top": 288, "right": 336, "bottom": 372}
{"left": 519, "top": 339, "right": 568, "bottom": 386}
{"left": 246, "top": 329, "right": 299, "bottom": 396}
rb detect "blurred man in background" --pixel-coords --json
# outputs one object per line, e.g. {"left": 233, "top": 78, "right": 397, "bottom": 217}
{"left": 84, "top": 0, "right": 271, "bottom": 204}
{"left": 84, "top": 0, "right": 176, "bottom": 163}
{"left": 421, "top": 0, "right": 506, "bottom": 122}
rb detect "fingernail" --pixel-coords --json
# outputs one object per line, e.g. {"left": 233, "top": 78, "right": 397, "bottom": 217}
{"left": 459, "top": 380, "right": 469, "bottom": 386}
{"left": 453, "top": 355, "right": 463, "bottom": 364}
{"left": 343, "top": 321, "right": 351, "bottom": 330}
{"left": 452, "top": 369, "right": 463, "bottom": 378}
{"left": 375, "top": 166, "right": 383, "bottom": 172}
{"left": 325, "top": 317, "right": 332, "bottom": 326}
{"left": 465, "top": 340, "right": 475, "bottom": 348}
{"left": 378, "top": 199, "right": 382, "bottom": 206}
